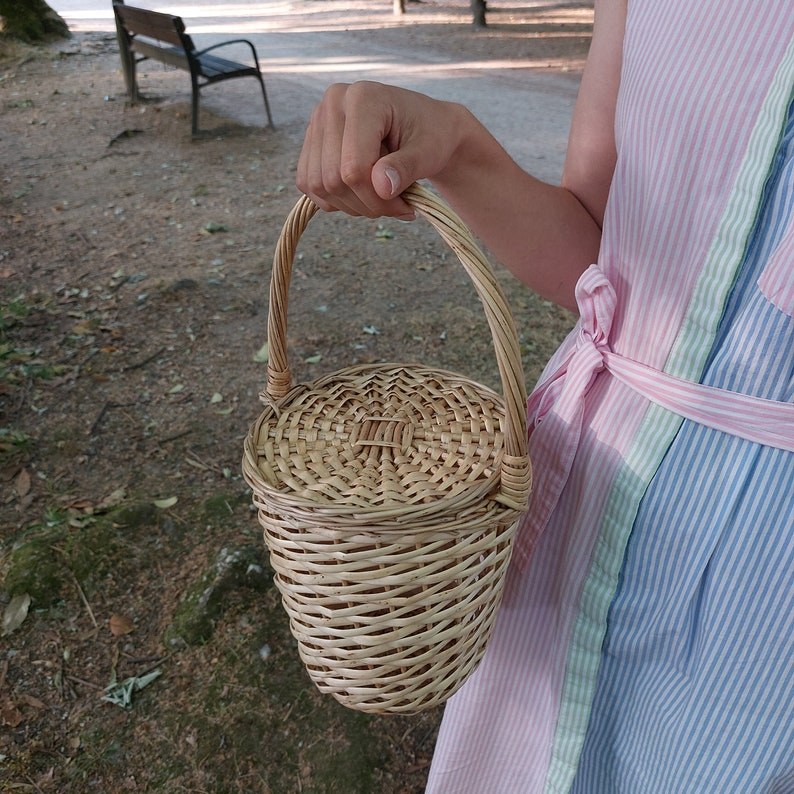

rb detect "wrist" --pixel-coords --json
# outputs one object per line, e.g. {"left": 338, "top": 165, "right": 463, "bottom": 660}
{"left": 430, "top": 103, "right": 505, "bottom": 193}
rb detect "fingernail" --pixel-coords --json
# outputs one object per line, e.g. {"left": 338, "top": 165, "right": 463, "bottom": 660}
{"left": 385, "top": 167, "right": 400, "bottom": 196}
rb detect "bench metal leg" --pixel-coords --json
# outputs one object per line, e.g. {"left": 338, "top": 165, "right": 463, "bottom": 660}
{"left": 191, "top": 74, "right": 201, "bottom": 137}
{"left": 191, "top": 76, "right": 273, "bottom": 136}
{"left": 129, "top": 58, "right": 140, "bottom": 104}
{"left": 256, "top": 74, "right": 274, "bottom": 129}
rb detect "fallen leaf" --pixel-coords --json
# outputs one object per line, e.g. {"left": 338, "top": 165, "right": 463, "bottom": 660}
{"left": 16, "top": 468, "right": 31, "bottom": 498}
{"left": 102, "top": 669, "right": 162, "bottom": 709}
{"left": 97, "top": 487, "right": 127, "bottom": 510}
{"left": 18, "top": 694, "right": 47, "bottom": 710}
{"left": 253, "top": 342, "right": 269, "bottom": 363}
{"left": 168, "top": 384, "right": 185, "bottom": 394}
{"left": 210, "top": 392, "right": 223, "bottom": 404}
{"left": 202, "top": 222, "right": 228, "bottom": 234}
{"left": 304, "top": 354, "right": 322, "bottom": 364}
{"left": 36, "top": 768, "right": 56, "bottom": 789}
{"left": 70, "top": 319, "right": 95, "bottom": 335}
{"left": 109, "top": 614, "right": 135, "bottom": 636}
{"left": 1, "top": 699, "right": 23, "bottom": 728}
{"left": 153, "top": 496, "right": 178, "bottom": 509}
{"left": 2, "top": 593, "right": 31, "bottom": 637}
{"left": 63, "top": 497, "right": 94, "bottom": 512}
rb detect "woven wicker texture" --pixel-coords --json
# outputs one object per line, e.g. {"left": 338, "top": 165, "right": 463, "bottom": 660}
{"left": 243, "top": 183, "right": 531, "bottom": 713}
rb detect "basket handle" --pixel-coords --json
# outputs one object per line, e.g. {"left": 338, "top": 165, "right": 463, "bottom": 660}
{"left": 265, "top": 183, "right": 529, "bottom": 509}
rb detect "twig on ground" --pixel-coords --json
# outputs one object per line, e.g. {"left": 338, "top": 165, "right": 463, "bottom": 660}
{"left": 90, "top": 400, "right": 136, "bottom": 435}
{"left": 122, "top": 347, "right": 165, "bottom": 372}
{"left": 71, "top": 573, "right": 98, "bottom": 629}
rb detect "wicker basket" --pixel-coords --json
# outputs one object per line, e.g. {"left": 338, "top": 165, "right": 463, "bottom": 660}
{"left": 242, "top": 183, "right": 531, "bottom": 714}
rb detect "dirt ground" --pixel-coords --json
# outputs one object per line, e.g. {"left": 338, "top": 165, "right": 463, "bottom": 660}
{"left": 0, "top": 5, "right": 588, "bottom": 792}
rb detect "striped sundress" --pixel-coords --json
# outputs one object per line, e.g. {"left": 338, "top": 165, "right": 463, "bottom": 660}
{"left": 425, "top": 2, "right": 794, "bottom": 792}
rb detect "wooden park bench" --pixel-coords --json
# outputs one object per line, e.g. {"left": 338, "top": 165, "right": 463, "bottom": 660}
{"left": 112, "top": 0, "right": 274, "bottom": 137}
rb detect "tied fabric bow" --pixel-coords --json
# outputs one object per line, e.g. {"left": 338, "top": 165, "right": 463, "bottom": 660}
{"left": 513, "top": 265, "right": 615, "bottom": 567}
{"left": 513, "top": 263, "right": 794, "bottom": 570}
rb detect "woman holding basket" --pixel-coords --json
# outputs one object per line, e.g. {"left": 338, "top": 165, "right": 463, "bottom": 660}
{"left": 296, "top": 1, "right": 794, "bottom": 791}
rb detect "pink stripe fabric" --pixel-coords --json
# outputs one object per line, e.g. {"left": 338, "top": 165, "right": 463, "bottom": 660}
{"left": 425, "top": 4, "right": 794, "bottom": 793}
{"left": 609, "top": 8, "right": 788, "bottom": 363}
{"left": 515, "top": 267, "right": 616, "bottom": 565}
{"left": 606, "top": 352, "right": 794, "bottom": 452}
{"left": 759, "top": 225, "right": 794, "bottom": 313}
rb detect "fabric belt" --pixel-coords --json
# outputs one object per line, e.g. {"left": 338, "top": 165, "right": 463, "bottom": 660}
{"left": 517, "top": 264, "right": 794, "bottom": 564}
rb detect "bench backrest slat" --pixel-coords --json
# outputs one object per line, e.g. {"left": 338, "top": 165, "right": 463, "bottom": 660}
{"left": 113, "top": 3, "right": 187, "bottom": 49}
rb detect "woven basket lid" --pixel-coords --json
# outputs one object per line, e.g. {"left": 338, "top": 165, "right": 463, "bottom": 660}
{"left": 246, "top": 361, "right": 512, "bottom": 528}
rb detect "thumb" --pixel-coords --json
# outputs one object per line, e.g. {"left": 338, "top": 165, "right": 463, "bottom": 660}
{"left": 371, "top": 156, "right": 418, "bottom": 220}
{"left": 372, "top": 155, "right": 411, "bottom": 201}
{"left": 370, "top": 156, "right": 417, "bottom": 219}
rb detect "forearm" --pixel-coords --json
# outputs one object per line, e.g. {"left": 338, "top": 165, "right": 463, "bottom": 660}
{"left": 430, "top": 106, "right": 602, "bottom": 312}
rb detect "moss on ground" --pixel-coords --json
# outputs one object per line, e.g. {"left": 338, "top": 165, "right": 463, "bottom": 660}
{"left": 2, "top": 528, "right": 65, "bottom": 605}
{"left": 164, "top": 544, "right": 271, "bottom": 647}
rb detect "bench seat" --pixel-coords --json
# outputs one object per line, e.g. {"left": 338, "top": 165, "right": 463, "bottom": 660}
{"left": 113, "top": 1, "right": 274, "bottom": 136}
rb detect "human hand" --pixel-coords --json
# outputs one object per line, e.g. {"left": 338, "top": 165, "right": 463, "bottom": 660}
{"left": 296, "top": 81, "right": 470, "bottom": 219}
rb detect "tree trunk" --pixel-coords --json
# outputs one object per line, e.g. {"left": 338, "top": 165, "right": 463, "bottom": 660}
{"left": 0, "top": 0, "right": 70, "bottom": 43}
{"left": 471, "top": 0, "right": 487, "bottom": 28}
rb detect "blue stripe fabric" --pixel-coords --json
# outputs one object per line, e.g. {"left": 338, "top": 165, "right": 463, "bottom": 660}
{"left": 570, "top": 100, "right": 794, "bottom": 791}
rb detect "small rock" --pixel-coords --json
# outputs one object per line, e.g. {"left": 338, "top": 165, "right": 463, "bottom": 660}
{"left": 164, "top": 545, "right": 271, "bottom": 647}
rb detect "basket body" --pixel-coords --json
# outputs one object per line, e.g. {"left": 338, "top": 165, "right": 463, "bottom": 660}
{"left": 242, "top": 185, "right": 531, "bottom": 714}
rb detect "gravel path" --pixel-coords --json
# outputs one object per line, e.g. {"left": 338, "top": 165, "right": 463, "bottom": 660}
{"left": 50, "top": 0, "right": 588, "bottom": 180}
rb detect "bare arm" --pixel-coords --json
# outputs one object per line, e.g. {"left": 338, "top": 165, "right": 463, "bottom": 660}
{"left": 562, "top": 0, "right": 626, "bottom": 229}
{"left": 432, "top": 0, "right": 625, "bottom": 309}
{"left": 296, "top": 0, "right": 626, "bottom": 311}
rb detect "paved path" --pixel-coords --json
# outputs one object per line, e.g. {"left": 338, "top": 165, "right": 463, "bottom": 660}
{"left": 50, "top": 0, "right": 587, "bottom": 181}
